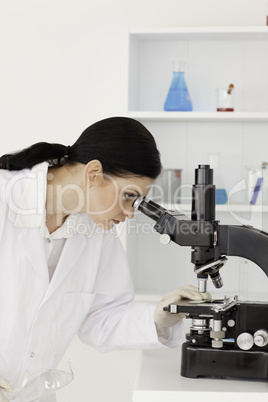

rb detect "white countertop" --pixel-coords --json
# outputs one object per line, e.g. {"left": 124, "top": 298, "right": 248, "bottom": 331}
{"left": 132, "top": 348, "right": 268, "bottom": 402}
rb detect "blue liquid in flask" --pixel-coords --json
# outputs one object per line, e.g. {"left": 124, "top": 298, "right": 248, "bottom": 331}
{"left": 164, "top": 70, "right": 193, "bottom": 111}
{"left": 216, "top": 189, "right": 228, "bottom": 205}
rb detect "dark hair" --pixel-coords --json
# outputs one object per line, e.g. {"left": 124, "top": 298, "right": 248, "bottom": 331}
{"left": 0, "top": 117, "right": 162, "bottom": 178}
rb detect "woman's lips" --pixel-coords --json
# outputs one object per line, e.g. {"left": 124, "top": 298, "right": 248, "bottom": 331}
{"left": 112, "top": 219, "right": 121, "bottom": 224}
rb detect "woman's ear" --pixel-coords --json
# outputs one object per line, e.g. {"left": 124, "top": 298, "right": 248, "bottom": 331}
{"left": 83, "top": 160, "right": 104, "bottom": 187}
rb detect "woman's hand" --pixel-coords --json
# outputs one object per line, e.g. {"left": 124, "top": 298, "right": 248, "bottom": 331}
{"left": 154, "top": 285, "right": 211, "bottom": 336}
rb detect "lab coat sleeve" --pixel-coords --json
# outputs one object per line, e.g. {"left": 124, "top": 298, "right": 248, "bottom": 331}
{"left": 77, "top": 231, "right": 185, "bottom": 352}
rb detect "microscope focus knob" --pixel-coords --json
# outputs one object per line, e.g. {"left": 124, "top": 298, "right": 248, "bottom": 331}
{"left": 254, "top": 330, "right": 268, "bottom": 347}
{"left": 160, "top": 234, "right": 171, "bottom": 245}
{"left": 237, "top": 332, "right": 254, "bottom": 350}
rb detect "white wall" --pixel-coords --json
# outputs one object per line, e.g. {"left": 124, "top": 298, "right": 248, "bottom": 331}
{"left": 1, "top": 1, "right": 267, "bottom": 401}
{"left": 0, "top": 0, "right": 266, "bottom": 153}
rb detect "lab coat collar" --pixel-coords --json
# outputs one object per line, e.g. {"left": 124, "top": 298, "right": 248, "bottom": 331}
{"left": 7, "top": 162, "right": 48, "bottom": 229}
{"left": 17, "top": 228, "right": 50, "bottom": 291}
{"left": 6, "top": 162, "right": 93, "bottom": 298}
{"left": 6, "top": 162, "right": 94, "bottom": 238}
{"left": 42, "top": 235, "right": 87, "bottom": 303}
{"left": 17, "top": 225, "right": 88, "bottom": 298}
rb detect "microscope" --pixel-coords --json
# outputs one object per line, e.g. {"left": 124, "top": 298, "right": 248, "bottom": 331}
{"left": 133, "top": 165, "right": 268, "bottom": 380}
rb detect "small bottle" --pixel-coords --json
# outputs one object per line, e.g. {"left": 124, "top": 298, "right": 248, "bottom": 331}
{"left": 164, "top": 61, "right": 193, "bottom": 111}
{"left": 216, "top": 84, "right": 234, "bottom": 112}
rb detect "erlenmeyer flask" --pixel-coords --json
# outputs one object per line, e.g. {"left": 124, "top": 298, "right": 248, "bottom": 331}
{"left": 164, "top": 61, "right": 193, "bottom": 111}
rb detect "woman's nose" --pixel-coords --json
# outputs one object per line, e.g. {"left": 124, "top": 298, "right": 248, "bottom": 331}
{"left": 124, "top": 206, "right": 135, "bottom": 219}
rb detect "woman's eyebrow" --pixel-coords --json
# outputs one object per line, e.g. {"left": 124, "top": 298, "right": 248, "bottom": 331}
{"left": 126, "top": 189, "right": 141, "bottom": 197}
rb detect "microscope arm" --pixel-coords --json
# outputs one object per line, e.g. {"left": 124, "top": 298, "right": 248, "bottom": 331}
{"left": 134, "top": 165, "right": 268, "bottom": 291}
{"left": 219, "top": 225, "right": 268, "bottom": 278}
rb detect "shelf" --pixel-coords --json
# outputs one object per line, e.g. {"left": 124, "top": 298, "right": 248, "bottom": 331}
{"left": 128, "top": 111, "right": 268, "bottom": 122}
{"left": 163, "top": 203, "right": 268, "bottom": 213}
{"left": 130, "top": 26, "right": 268, "bottom": 40}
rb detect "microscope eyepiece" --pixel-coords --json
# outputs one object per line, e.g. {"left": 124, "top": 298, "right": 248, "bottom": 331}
{"left": 132, "top": 196, "right": 166, "bottom": 222}
{"left": 132, "top": 196, "right": 143, "bottom": 210}
{"left": 195, "top": 164, "right": 213, "bottom": 185}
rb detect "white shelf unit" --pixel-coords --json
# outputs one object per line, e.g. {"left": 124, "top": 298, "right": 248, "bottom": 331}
{"left": 126, "top": 26, "right": 268, "bottom": 298}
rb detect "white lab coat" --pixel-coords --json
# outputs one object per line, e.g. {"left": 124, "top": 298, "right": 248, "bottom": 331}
{"left": 0, "top": 163, "right": 184, "bottom": 401}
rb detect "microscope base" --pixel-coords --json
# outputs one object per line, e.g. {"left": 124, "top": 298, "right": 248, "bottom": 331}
{"left": 181, "top": 343, "right": 268, "bottom": 380}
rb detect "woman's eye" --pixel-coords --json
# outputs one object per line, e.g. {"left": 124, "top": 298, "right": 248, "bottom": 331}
{"left": 124, "top": 193, "right": 136, "bottom": 201}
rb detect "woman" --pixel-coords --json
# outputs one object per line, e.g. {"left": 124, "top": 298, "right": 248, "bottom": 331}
{"left": 0, "top": 117, "right": 209, "bottom": 401}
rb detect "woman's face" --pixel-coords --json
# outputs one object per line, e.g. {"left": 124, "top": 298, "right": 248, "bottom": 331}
{"left": 84, "top": 163, "right": 154, "bottom": 230}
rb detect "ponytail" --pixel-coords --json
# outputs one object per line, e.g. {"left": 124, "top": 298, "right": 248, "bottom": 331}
{"left": 0, "top": 142, "right": 71, "bottom": 171}
{"left": 0, "top": 117, "right": 162, "bottom": 179}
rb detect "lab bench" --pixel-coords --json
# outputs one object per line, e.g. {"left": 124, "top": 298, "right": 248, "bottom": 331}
{"left": 132, "top": 348, "right": 268, "bottom": 402}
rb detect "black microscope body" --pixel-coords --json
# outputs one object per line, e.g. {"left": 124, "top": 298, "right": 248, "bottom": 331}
{"left": 134, "top": 165, "right": 268, "bottom": 380}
